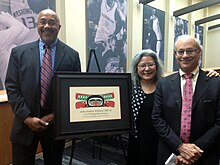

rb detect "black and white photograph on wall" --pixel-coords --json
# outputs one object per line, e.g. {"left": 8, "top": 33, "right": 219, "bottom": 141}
{"left": 0, "top": 0, "right": 55, "bottom": 89}
{"left": 173, "top": 17, "right": 188, "bottom": 71}
{"left": 87, "top": 0, "right": 127, "bottom": 73}
{"left": 195, "top": 25, "right": 204, "bottom": 67}
{"left": 142, "top": 5, "right": 165, "bottom": 63}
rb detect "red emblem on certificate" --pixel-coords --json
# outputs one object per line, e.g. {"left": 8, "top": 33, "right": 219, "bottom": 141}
{"left": 75, "top": 92, "right": 115, "bottom": 109}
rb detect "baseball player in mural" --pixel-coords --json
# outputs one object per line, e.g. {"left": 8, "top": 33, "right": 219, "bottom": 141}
{"left": 0, "top": 0, "right": 55, "bottom": 89}
{"left": 87, "top": 0, "right": 127, "bottom": 73}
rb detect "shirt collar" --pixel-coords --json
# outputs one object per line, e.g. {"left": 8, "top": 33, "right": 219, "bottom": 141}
{"left": 39, "top": 38, "right": 58, "bottom": 49}
{"left": 179, "top": 66, "right": 199, "bottom": 78}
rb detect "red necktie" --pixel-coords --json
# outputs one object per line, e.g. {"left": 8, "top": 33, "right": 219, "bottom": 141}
{"left": 180, "top": 73, "right": 193, "bottom": 143}
{"left": 40, "top": 46, "right": 52, "bottom": 108}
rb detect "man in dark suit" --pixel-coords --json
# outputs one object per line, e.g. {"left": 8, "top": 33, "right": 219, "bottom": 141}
{"left": 5, "top": 9, "right": 81, "bottom": 165}
{"left": 0, "top": 79, "right": 3, "bottom": 90}
{"left": 152, "top": 35, "right": 220, "bottom": 165}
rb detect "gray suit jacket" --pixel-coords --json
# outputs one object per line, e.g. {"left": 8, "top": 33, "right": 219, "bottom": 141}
{"left": 5, "top": 39, "right": 81, "bottom": 145}
{"left": 152, "top": 69, "right": 220, "bottom": 165}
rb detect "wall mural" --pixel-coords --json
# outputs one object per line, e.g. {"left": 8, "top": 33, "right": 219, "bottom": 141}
{"left": 87, "top": 0, "right": 127, "bottom": 73}
{"left": 0, "top": 0, "right": 55, "bottom": 89}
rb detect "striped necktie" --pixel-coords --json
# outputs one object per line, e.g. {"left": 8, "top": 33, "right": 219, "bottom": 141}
{"left": 180, "top": 73, "right": 193, "bottom": 143}
{"left": 40, "top": 45, "right": 52, "bottom": 108}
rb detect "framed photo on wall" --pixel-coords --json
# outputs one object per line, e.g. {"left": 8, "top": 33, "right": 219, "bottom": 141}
{"left": 54, "top": 72, "right": 132, "bottom": 139}
{"left": 142, "top": 5, "right": 165, "bottom": 63}
{"left": 173, "top": 17, "right": 188, "bottom": 71}
{"left": 195, "top": 25, "right": 204, "bottom": 67}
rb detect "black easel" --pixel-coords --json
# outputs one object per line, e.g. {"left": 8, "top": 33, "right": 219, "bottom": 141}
{"left": 86, "top": 49, "right": 101, "bottom": 73}
{"left": 69, "top": 139, "right": 77, "bottom": 165}
{"left": 69, "top": 49, "right": 101, "bottom": 165}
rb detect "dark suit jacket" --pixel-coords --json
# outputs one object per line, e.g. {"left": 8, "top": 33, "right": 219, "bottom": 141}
{"left": 152, "top": 69, "right": 220, "bottom": 165}
{"left": 5, "top": 39, "right": 81, "bottom": 145}
{"left": 0, "top": 79, "right": 3, "bottom": 90}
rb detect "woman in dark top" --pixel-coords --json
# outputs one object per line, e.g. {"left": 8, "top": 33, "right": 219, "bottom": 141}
{"left": 127, "top": 49, "right": 163, "bottom": 165}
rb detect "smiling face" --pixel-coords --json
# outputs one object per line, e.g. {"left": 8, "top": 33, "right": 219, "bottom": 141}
{"left": 175, "top": 36, "right": 201, "bottom": 73}
{"left": 37, "top": 9, "right": 61, "bottom": 45}
{"left": 137, "top": 56, "right": 157, "bottom": 83}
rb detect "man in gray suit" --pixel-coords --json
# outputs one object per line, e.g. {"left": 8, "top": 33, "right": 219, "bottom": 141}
{"left": 5, "top": 9, "right": 81, "bottom": 165}
{"left": 152, "top": 35, "right": 220, "bottom": 165}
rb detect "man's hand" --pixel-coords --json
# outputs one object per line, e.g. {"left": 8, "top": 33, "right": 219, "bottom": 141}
{"left": 41, "top": 113, "right": 54, "bottom": 124}
{"left": 176, "top": 155, "right": 192, "bottom": 165}
{"left": 178, "top": 143, "right": 203, "bottom": 163}
{"left": 24, "top": 116, "right": 49, "bottom": 132}
{"left": 205, "top": 69, "right": 220, "bottom": 77}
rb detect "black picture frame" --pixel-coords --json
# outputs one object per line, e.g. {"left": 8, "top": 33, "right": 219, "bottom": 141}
{"left": 54, "top": 72, "right": 132, "bottom": 139}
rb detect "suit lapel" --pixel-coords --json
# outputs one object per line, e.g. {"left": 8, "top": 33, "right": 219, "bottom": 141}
{"left": 29, "top": 41, "right": 40, "bottom": 84}
{"left": 170, "top": 73, "right": 182, "bottom": 110}
{"left": 169, "top": 70, "right": 209, "bottom": 111}
{"left": 54, "top": 40, "right": 65, "bottom": 71}
{"left": 192, "top": 70, "right": 209, "bottom": 109}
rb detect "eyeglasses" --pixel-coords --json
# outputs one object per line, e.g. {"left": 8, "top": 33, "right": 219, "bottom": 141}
{"left": 137, "top": 63, "right": 156, "bottom": 70}
{"left": 175, "top": 49, "right": 197, "bottom": 56}
{"left": 39, "top": 18, "right": 58, "bottom": 27}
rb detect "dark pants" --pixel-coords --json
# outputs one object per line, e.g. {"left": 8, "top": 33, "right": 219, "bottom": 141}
{"left": 12, "top": 132, "right": 65, "bottom": 165}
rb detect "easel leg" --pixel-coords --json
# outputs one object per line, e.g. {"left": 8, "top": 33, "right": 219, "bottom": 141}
{"left": 69, "top": 138, "right": 77, "bottom": 165}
